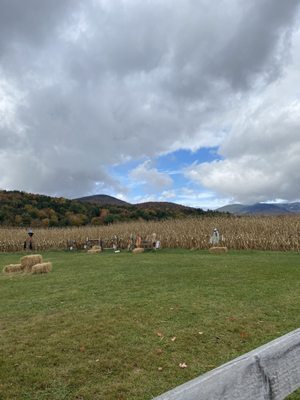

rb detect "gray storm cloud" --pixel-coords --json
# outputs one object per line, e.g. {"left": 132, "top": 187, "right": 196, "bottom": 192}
{"left": 0, "top": 0, "right": 299, "bottom": 200}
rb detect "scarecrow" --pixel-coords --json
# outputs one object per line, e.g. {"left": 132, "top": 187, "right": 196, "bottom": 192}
{"left": 210, "top": 228, "right": 220, "bottom": 246}
{"left": 24, "top": 228, "right": 34, "bottom": 251}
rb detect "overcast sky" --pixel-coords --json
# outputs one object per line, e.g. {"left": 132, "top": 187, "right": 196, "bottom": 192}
{"left": 1, "top": 0, "right": 300, "bottom": 208}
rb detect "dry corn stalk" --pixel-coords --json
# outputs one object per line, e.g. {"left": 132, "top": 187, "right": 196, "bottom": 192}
{"left": 0, "top": 215, "right": 299, "bottom": 252}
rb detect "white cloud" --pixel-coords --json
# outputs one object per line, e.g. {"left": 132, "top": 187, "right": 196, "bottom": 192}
{"left": 130, "top": 160, "right": 173, "bottom": 191}
{"left": 130, "top": 187, "right": 229, "bottom": 209}
{"left": 185, "top": 26, "right": 300, "bottom": 203}
{"left": 176, "top": 187, "right": 230, "bottom": 209}
{"left": 159, "top": 190, "right": 176, "bottom": 200}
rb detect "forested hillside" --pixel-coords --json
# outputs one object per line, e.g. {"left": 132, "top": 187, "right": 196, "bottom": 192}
{"left": 0, "top": 190, "right": 219, "bottom": 227}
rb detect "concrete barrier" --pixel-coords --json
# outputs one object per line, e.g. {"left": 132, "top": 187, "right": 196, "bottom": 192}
{"left": 153, "top": 328, "right": 300, "bottom": 400}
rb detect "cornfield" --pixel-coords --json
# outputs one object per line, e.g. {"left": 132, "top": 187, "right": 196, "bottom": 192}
{"left": 0, "top": 215, "right": 300, "bottom": 252}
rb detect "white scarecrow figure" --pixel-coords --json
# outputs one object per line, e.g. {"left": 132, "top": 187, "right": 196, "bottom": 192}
{"left": 210, "top": 228, "right": 220, "bottom": 246}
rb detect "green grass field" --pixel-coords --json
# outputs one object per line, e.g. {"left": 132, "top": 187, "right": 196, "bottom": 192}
{"left": 1, "top": 249, "right": 300, "bottom": 400}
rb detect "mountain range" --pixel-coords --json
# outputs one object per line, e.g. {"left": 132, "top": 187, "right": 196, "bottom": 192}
{"left": 1, "top": 190, "right": 299, "bottom": 228}
{"left": 75, "top": 195, "right": 201, "bottom": 212}
{"left": 75, "top": 194, "right": 300, "bottom": 216}
{"left": 216, "top": 202, "right": 300, "bottom": 215}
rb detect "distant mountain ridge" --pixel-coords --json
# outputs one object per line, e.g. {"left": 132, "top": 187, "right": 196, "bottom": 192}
{"left": 217, "top": 202, "right": 300, "bottom": 215}
{"left": 135, "top": 201, "right": 197, "bottom": 212}
{"left": 75, "top": 195, "right": 202, "bottom": 212}
{"left": 74, "top": 194, "right": 130, "bottom": 207}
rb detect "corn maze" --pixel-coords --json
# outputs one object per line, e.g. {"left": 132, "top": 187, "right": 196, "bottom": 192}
{"left": 0, "top": 215, "right": 300, "bottom": 252}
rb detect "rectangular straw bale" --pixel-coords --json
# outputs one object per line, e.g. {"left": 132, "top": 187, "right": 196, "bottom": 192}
{"left": 3, "top": 264, "right": 22, "bottom": 274}
{"left": 91, "top": 245, "right": 102, "bottom": 251}
{"left": 209, "top": 246, "right": 228, "bottom": 254}
{"left": 20, "top": 254, "right": 43, "bottom": 272}
{"left": 31, "top": 262, "right": 52, "bottom": 274}
{"left": 87, "top": 249, "right": 101, "bottom": 253}
{"left": 132, "top": 247, "right": 145, "bottom": 254}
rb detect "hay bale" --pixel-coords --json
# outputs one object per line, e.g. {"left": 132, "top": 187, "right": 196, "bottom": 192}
{"left": 91, "top": 245, "right": 102, "bottom": 251}
{"left": 20, "top": 254, "right": 43, "bottom": 272}
{"left": 132, "top": 247, "right": 145, "bottom": 254}
{"left": 31, "top": 262, "right": 52, "bottom": 274}
{"left": 3, "top": 264, "right": 22, "bottom": 274}
{"left": 209, "top": 246, "right": 228, "bottom": 254}
{"left": 87, "top": 249, "right": 101, "bottom": 254}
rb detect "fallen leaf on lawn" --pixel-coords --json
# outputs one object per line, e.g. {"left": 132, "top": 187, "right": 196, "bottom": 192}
{"left": 226, "top": 316, "right": 236, "bottom": 321}
{"left": 179, "top": 362, "right": 187, "bottom": 368}
{"left": 79, "top": 345, "right": 85, "bottom": 353}
{"left": 156, "top": 348, "right": 163, "bottom": 355}
{"left": 240, "top": 331, "right": 249, "bottom": 338}
{"left": 198, "top": 331, "right": 204, "bottom": 335}
{"left": 96, "top": 359, "right": 100, "bottom": 362}
{"left": 156, "top": 331, "right": 164, "bottom": 340}
{"left": 158, "top": 367, "right": 163, "bottom": 371}
{"left": 171, "top": 337, "right": 176, "bottom": 342}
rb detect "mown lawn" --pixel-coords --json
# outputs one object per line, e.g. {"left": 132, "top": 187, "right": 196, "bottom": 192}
{"left": 0, "top": 249, "right": 300, "bottom": 400}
